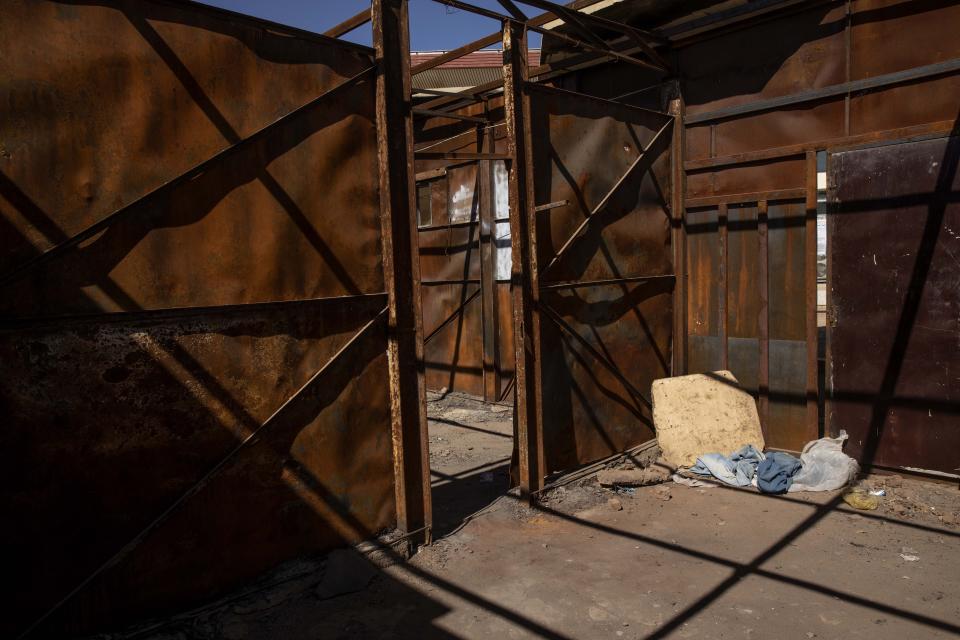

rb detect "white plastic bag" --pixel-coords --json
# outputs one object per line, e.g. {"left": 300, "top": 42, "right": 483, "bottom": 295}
{"left": 787, "top": 430, "right": 859, "bottom": 492}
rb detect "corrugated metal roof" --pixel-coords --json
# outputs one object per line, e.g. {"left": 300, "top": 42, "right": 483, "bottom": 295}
{"left": 411, "top": 49, "right": 540, "bottom": 69}
{"left": 411, "top": 67, "right": 502, "bottom": 90}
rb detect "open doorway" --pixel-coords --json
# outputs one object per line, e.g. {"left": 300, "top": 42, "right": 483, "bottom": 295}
{"left": 414, "top": 117, "right": 517, "bottom": 538}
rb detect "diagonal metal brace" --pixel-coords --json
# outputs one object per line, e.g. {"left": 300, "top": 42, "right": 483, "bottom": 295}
{"left": 17, "top": 307, "right": 387, "bottom": 639}
{"left": 540, "top": 118, "right": 673, "bottom": 277}
{"left": 539, "top": 301, "right": 652, "bottom": 407}
{"left": 0, "top": 66, "right": 376, "bottom": 289}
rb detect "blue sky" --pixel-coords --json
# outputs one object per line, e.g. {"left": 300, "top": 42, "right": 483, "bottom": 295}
{"left": 198, "top": 0, "right": 543, "bottom": 50}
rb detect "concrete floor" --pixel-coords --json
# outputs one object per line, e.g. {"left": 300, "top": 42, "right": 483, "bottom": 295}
{"left": 94, "top": 394, "right": 960, "bottom": 640}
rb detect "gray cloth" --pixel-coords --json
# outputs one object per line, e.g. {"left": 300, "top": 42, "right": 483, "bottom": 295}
{"left": 756, "top": 451, "right": 802, "bottom": 494}
{"left": 688, "top": 445, "right": 765, "bottom": 487}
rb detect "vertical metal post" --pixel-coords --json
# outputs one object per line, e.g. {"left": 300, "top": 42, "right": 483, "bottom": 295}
{"left": 719, "top": 201, "right": 728, "bottom": 371}
{"left": 503, "top": 20, "right": 544, "bottom": 498}
{"left": 758, "top": 199, "right": 770, "bottom": 439}
{"left": 805, "top": 150, "right": 819, "bottom": 440}
{"left": 478, "top": 116, "right": 500, "bottom": 403}
{"left": 668, "top": 85, "right": 687, "bottom": 376}
{"left": 372, "top": 0, "right": 432, "bottom": 548}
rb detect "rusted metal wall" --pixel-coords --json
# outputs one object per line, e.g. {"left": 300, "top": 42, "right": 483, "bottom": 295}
{"left": 827, "top": 135, "right": 960, "bottom": 474}
{"left": 528, "top": 85, "right": 674, "bottom": 474}
{"left": 0, "top": 1, "right": 395, "bottom": 636}
{"left": 414, "top": 100, "right": 515, "bottom": 401}
{"left": 676, "top": 0, "right": 960, "bottom": 453}
{"left": 539, "top": 0, "right": 959, "bottom": 463}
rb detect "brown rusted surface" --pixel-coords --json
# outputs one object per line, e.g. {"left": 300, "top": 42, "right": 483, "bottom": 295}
{"left": 767, "top": 200, "right": 808, "bottom": 450}
{"left": 528, "top": 85, "right": 673, "bottom": 475}
{"left": 827, "top": 135, "right": 960, "bottom": 474}
{"left": 372, "top": 0, "right": 431, "bottom": 544}
{"left": 0, "top": 1, "right": 404, "bottom": 636}
{"left": 412, "top": 99, "right": 490, "bottom": 397}
{"left": 0, "top": 0, "right": 378, "bottom": 298}
{"left": 726, "top": 204, "right": 760, "bottom": 398}
{"left": 503, "top": 21, "right": 545, "bottom": 494}
{"left": 423, "top": 283, "right": 485, "bottom": 396}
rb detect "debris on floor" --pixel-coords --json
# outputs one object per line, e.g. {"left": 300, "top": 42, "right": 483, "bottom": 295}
{"left": 597, "top": 460, "right": 673, "bottom": 487}
{"left": 843, "top": 488, "right": 880, "bottom": 510}
{"left": 650, "top": 378, "right": 860, "bottom": 497}
{"left": 652, "top": 370, "right": 765, "bottom": 467}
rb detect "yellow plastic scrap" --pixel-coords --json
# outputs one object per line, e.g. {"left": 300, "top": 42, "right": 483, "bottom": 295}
{"left": 842, "top": 489, "right": 879, "bottom": 510}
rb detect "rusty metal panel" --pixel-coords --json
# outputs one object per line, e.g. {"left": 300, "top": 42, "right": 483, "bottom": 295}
{"left": 685, "top": 208, "right": 720, "bottom": 339}
{"left": 726, "top": 204, "right": 760, "bottom": 394}
{"left": 413, "top": 110, "right": 487, "bottom": 396}
{"left": 849, "top": 75, "right": 960, "bottom": 136}
{"left": 687, "top": 157, "right": 806, "bottom": 199}
{"left": 827, "top": 135, "right": 960, "bottom": 473}
{"left": 530, "top": 86, "right": 673, "bottom": 284}
{"left": 768, "top": 201, "right": 807, "bottom": 342}
{"left": 0, "top": 0, "right": 377, "bottom": 286}
{"left": 0, "top": 1, "right": 395, "bottom": 636}
{"left": 849, "top": 0, "right": 960, "bottom": 80}
{"left": 423, "top": 282, "right": 484, "bottom": 396}
{"left": 540, "top": 281, "right": 673, "bottom": 470}
{"left": 496, "top": 282, "right": 516, "bottom": 400}
{"left": 728, "top": 336, "right": 760, "bottom": 397}
{"left": 418, "top": 225, "right": 482, "bottom": 282}
{"left": 767, "top": 195, "right": 807, "bottom": 441}
{"left": 712, "top": 101, "right": 845, "bottom": 157}
{"left": 528, "top": 85, "right": 674, "bottom": 474}
{"left": 679, "top": 2, "right": 846, "bottom": 117}
{"left": 768, "top": 338, "right": 808, "bottom": 451}
{"left": 0, "top": 298, "right": 393, "bottom": 635}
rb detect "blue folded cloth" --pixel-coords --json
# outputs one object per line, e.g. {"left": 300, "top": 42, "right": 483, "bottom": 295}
{"left": 688, "top": 444, "right": 765, "bottom": 487}
{"left": 756, "top": 451, "right": 802, "bottom": 494}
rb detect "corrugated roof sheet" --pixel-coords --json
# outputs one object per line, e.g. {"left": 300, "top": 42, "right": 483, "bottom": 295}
{"left": 410, "top": 49, "right": 540, "bottom": 69}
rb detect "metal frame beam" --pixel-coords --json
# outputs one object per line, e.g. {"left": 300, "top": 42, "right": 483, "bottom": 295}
{"left": 372, "top": 0, "right": 432, "bottom": 550}
{"left": 502, "top": 20, "right": 544, "bottom": 499}
{"left": 324, "top": 6, "right": 372, "bottom": 38}
{"left": 430, "top": 0, "right": 664, "bottom": 72}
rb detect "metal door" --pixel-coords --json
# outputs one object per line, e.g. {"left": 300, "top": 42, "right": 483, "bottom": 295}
{"left": 827, "top": 135, "right": 960, "bottom": 474}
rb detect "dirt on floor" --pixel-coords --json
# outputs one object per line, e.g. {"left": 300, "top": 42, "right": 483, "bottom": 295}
{"left": 88, "top": 395, "right": 960, "bottom": 640}
{"left": 425, "top": 390, "right": 514, "bottom": 537}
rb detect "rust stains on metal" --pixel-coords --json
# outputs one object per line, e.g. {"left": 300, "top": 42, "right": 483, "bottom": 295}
{"left": 372, "top": 0, "right": 432, "bottom": 546}
{"left": 503, "top": 20, "right": 545, "bottom": 496}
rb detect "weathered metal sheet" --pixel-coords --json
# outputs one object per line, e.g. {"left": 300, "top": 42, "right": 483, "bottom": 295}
{"left": 687, "top": 156, "right": 806, "bottom": 200}
{"left": 0, "top": 0, "right": 377, "bottom": 285}
{"left": 727, "top": 204, "right": 759, "bottom": 340}
{"left": 528, "top": 85, "right": 674, "bottom": 475}
{"left": 413, "top": 108, "right": 488, "bottom": 396}
{"left": 685, "top": 196, "right": 810, "bottom": 450}
{"left": 679, "top": 2, "right": 846, "bottom": 118}
{"left": 2, "top": 301, "right": 392, "bottom": 635}
{"left": 849, "top": 75, "right": 960, "bottom": 136}
{"left": 827, "top": 135, "right": 960, "bottom": 473}
{"left": 685, "top": 207, "right": 720, "bottom": 340}
{"left": 423, "top": 283, "right": 485, "bottom": 396}
{"left": 767, "top": 200, "right": 809, "bottom": 449}
{"left": 849, "top": 0, "right": 960, "bottom": 80}
{"left": 0, "top": 1, "right": 396, "bottom": 636}
{"left": 540, "top": 281, "right": 673, "bottom": 470}
{"left": 726, "top": 205, "right": 760, "bottom": 395}
{"left": 529, "top": 85, "right": 673, "bottom": 284}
